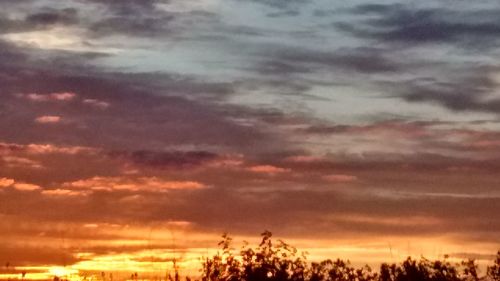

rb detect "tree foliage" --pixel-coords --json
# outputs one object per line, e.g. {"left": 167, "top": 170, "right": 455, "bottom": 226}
{"left": 487, "top": 251, "right": 500, "bottom": 281}
{"left": 200, "top": 232, "right": 500, "bottom": 281}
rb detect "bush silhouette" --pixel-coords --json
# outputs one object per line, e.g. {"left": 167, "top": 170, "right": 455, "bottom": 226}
{"left": 202, "top": 231, "right": 308, "bottom": 281}
{"left": 487, "top": 251, "right": 500, "bottom": 281}
{"left": 200, "top": 232, "right": 499, "bottom": 281}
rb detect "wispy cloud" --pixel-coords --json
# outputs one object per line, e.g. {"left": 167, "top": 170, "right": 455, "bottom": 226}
{"left": 21, "top": 92, "right": 77, "bottom": 102}
{"left": 65, "top": 176, "right": 207, "bottom": 192}
{"left": 34, "top": 115, "right": 62, "bottom": 124}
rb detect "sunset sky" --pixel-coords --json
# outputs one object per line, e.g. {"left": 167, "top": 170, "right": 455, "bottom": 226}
{"left": 1, "top": 0, "right": 500, "bottom": 279}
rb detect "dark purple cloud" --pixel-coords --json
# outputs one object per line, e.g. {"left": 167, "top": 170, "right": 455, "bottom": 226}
{"left": 337, "top": 3, "right": 500, "bottom": 48}
{"left": 0, "top": 8, "right": 79, "bottom": 34}
{"left": 236, "top": 0, "right": 309, "bottom": 9}
{"left": 109, "top": 150, "right": 219, "bottom": 169}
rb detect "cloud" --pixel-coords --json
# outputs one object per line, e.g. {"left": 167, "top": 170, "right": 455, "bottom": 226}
{"left": 395, "top": 71, "right": 500, "bottom": 113}
{"left": 34, "top": 115, "right": 62, "bottom": 124}
{"left": 87, "top": 14, "right": 176, "bottom": 38}
{"left": 64, "top": 176, "right": 207, "bottom": 192}
{"left": 252, "top": 45, "right": 401, "bottom": 77}
{"left": 284, "top": 155, "right": 325, "bottom": 163}
{"left": 0, "top": 156, "right": 43, "bottom": 169}
{"left": 81, "top": 0, "right": 162, "bottom": 13}
{"left": 0, "top": 177, "right": 15, "bottom": 187}
{"left": 26, "top": 143, "right": 94, "bottom": 154}
{"left": 0, "top": 0, "right": 499, "bottom": 271}
{"left": 323, "top": 174, "right": 358, "bottom": 183}
{"left": 41, "top": 189, "right": 89, "bottom": 196}
{"left": 21, "top": 92, "right": 77, "bottom": 102}
{"left": 301, "top": 120, "right": 432, "bottom": 137}
{"left": 13, "top": 182, "right": 41, "bottom": 191}
{"left": 0, "top": 42, "right": 274, "bottom": 151}
{"left": 81, "top": 0, "right": 217, "bottom": 39}
{"left": 235, "top": 0, "right": 309, "bottom": 9}
{"left": 0, "top": 244, "right": 80, "bottom": 266}
{"left": 25, "top": 8, "right": 79, "bottom": 26}
{"left": 19, "top": 91, "right": 110, "bottom": 109}
{"left": 0, "top": 7, "right": 79, "bottom": 35}
{"left": 338, "top": 3, "right": 500, "bottom": 49}
{"left": 110, "top": 150, "right": 219, "bottom": 169}
{"left": 0, "top": 142, "right": 95, "bottom": 155}
{"left": 247, "top": 165, "right": 290, "bottom": 174}
{"left": 83, "top": 98, "right": 110, "bottom": 109}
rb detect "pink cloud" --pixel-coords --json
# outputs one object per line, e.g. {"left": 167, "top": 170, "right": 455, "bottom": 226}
{"left": 65, "top": 176, "right": 206, "bottom": 192}
{"left": 323, "top": 174, "right": 358, "bottom": 183}
{"left": 26, "top": 144, "right": 94, "bottom": 154}
{"left": 50, "top": 92, "right": 76, "bottom": 101}
{"left": 35, "top": 115, "right": 61, "bottom": 124}
{"left": 165, "top": 220, "right": 192, "bottom": 227}
{"left": 284, "top": 155, "right": 325, "bottom": 163}
{"left": 305, "top": 121, "right": 432, "bottom": 138}
{"left": 1, "top": 156, "right": 43, "bottom": 169}
{"left": 208, "top": 154, "right": 244, "bottom": 168}
{"left": 247, "top": 165, "right": 290, "bottom": 174}
{"left": 0, "top": 177, "right": 15, "bottom": 188}
{"left": 83, "top": 223, "right": 99, "bottom": 228}
{"left": 25, "top": 93, "right": 49, "bottom": 101}
{"left": 83, "top": 99, "right": 110, "bottom": 109}
{"left": 0, "top": 142, "right": 95, "bottom": 155}
{"left": 469, "top": 140, "right": 500, "bottom": 149}
{"left": 23, "top": 92, "right": 77, "bottom": 102}
{"left": 41, "top": 189, "right": 89, "bottom": 196}
{"left": 13, "top": 182, "right": 41, "bottom": 191}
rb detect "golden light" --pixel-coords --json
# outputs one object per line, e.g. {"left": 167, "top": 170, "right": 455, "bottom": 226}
{"left": 48, "top": 266, "right": 79, "bottom": 277}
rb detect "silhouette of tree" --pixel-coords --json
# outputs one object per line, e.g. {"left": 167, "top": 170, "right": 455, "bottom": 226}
{"left": 461, "top": 259, "right": 479, "bottom": 281}
{"left": 487, "top": 251, "right": 500, "bottom": 281}
{"left": 310, "top": 259, "right": 377, "bottom": 281}
{"left": 202, "top": 231, "right": 308, "bottom": 281}
{"left": 199, "top": 231, "right": 500, "bottom": 281}
{"left": 379, "top": 256, "right": 464, "bottom": 281}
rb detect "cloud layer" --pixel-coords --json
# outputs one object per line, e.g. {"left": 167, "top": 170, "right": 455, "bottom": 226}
{"left": 0, "top": 0, "right": 499, "bottom": 279}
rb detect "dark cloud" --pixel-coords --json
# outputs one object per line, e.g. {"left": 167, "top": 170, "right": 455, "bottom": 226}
{"left": 25, "top": 8, "right": 79, "bottom": 26}
{"left": 233, "top": 43, "right": 414, "bottom": 104}
{"left": 237, "top": 45, "right": 403, "bottom": 100}
{"left": 232, "top": 0, "right": 307, "bottom": 19}
{"left": 253, "top": 60, "right": 313, "bottom": 76}
{"left": 0, "top": 0, "right": 215, "bottom": 39}
{"left": 83, "top": 0, "right": 216, "bottom": 38}
{"left": 266, "top": 10, "right": 301, "bottom": 18}
{"left": 238, "top": 0, "right": 308, "bottom": 9}
{"left": 0, "top": 0, "right": 33, "bottom": 9}
{"left": 338, "top": 3, "right": 500, "bottom": 48}
{"left": 0, "top": 8, "right": 79, "bottom": 34}
{"left": 0, "top": 245, "right": 79, "bottom": 266}
{"left": 0, "top": 39, "right": 294, "bottom": 159}
{"left": 300, "top": 124, "right": 351, "bottom": 134}
{"left": 82, "top": 0, "right": 163, "bottom": 14}
{"left": 88, "top": 13, "right": 176, "bottom": 38}
{"left": 0, "top": 40, "right": 28, "bottom": 66}
{"left": 109, "top": 150, "right": 218, "bottom": 169}
{"left": 385, "top": 66, "right": 500, "bottom": 113}
{"left": 266, "top": 46, "right": 401, "bottom": 74}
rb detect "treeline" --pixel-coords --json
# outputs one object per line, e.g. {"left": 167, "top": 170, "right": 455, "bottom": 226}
{"left": 194, "top": 231, "right": 500, "bottom": 281}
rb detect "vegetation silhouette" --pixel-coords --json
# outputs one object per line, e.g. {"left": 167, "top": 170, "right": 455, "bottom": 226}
{"left": 3, "top": 232, "right": 499, "bottom": 281}
{"left": 198, "top": 231, "right": 500, "bottom": 281}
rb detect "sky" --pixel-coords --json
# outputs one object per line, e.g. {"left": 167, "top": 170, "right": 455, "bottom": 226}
{"left": 1, "top": 0, "right": 500, "bottom": 279}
